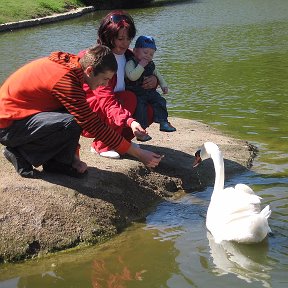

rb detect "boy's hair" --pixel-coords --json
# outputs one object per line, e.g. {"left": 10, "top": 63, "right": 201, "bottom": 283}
{"left": 79, "top": 45, "right": 117, "bottom": 76}
{"left": 97, "top": 10, "right": 136, "bottom": 49}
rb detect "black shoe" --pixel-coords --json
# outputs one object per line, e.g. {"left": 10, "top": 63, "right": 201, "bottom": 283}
{"left": 136, "top": 134, "right": 152, "bottom": 142}
{"left": 3, "top": 147, "right": 34, "bottom": 178}
{"left": 43, "top": 159, "right": 87, "bottom": 178}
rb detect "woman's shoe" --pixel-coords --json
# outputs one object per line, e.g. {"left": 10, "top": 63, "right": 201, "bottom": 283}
{"left": 91, "top": 147, "right": 120, "bottom": 159}
{"left": 99, "top": 150, "right": 120, "bottom": 159}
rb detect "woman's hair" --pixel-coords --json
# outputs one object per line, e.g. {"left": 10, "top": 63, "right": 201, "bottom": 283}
{"left": 79, "top": 45, "right": 118, "bottom": 76}
{"left": 97, "top": 10, "right": 136, "bottom": 49}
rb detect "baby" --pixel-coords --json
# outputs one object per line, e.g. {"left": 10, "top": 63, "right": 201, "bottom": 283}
{"left": 125, "top": 35, "right": 176, "bottom": 137}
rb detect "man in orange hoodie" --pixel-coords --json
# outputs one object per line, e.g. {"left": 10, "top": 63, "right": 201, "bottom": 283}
{"left": 0, "top": 45, "right": 162, "bottom": 178}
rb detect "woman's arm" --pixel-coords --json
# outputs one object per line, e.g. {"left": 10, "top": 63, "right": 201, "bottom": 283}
{"left": 142, "top": 75, "right": 158, "bottom": 90}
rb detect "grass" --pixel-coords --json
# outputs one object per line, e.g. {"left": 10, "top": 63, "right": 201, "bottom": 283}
{"left": 0, "top": 0, "right": 85, "bottom": 24}
{"left": 0, "top": 0, "right": 190, "bottom": 25}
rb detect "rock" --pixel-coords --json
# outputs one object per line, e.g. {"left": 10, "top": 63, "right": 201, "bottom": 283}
{"left": 0, "top": 117, "right": 255, "bottom": 262}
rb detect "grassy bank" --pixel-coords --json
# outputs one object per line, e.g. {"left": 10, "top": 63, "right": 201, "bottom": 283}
{"left": 0, "top": 0, "right": 190, "bottom": 25}
{"left": 0, "top": 0, "right": 85, "bottom": 24}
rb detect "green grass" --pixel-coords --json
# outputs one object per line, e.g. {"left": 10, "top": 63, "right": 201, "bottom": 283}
{"left": 0, "top": 0, "right": 85, "bottom": 24}
{"left": 0, "top": 0, "right": 189, "bottom": 24}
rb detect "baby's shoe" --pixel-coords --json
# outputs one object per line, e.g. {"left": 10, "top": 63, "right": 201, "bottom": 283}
{"left": 160, "top": 122, "right": 176, "bottom": 132}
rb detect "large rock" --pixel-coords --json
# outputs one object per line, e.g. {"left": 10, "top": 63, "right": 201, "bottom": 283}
{"left": 0, "top": 117, "right": 256, "bottom": 262}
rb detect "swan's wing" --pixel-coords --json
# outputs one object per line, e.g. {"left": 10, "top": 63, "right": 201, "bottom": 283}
{"left": 235, "top": 183, "right": 258, "bottom": 196}
{"left": 207, "top": 187, "right": 271, "bottom": 243}
{"left": 209, "top": 187, "right": 262, "bottom": 220}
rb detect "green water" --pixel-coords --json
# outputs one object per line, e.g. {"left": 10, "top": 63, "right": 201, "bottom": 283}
{"left": 0, "top": 0, "right": 287, "bottom": 287}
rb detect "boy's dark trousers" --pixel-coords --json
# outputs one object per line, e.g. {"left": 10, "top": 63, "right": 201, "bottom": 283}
{"left": 0, "top": 111, "right": 81, "bottom": 167}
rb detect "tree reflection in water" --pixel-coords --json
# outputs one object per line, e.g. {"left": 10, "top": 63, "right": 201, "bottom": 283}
{"left": 91, "top": 256, "right": 146, "bottom": 288}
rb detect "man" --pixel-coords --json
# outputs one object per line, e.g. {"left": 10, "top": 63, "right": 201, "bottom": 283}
{"left": 0, "top": 45, "right": 162, "bottom": 178}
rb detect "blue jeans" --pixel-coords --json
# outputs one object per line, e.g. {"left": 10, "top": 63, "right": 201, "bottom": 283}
{"left": 127, "top": 86, "right": 168, "bottom": 129}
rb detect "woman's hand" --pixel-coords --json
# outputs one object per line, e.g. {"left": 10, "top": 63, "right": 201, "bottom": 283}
{"left": 142, "top": 75, "right": 158, "bottom": 90}
{"left": 126, "top": 144, "right": 163, "bottom": 168}
{"left": 131, "top": 120, "right": 149, "bottom": 139}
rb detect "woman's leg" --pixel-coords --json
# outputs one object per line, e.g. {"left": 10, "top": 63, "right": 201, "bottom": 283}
{"left": 117, "top": 90, "right": 137, "bottom": 113}
{"left": 92, "top": 90, "right": 138, "bottom": 153}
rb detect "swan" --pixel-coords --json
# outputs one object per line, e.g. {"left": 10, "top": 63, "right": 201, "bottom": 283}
{"left": 193, "top": 142, "right": 272, "bottom": 244}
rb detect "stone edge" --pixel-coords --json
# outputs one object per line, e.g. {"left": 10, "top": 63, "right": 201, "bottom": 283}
{"left": 0, "top": 6, "right": 96, "bottom": 33}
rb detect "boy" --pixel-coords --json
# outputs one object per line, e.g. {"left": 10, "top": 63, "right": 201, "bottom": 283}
{"left": 0, "top": 45, "right": 162, "bottom": 178}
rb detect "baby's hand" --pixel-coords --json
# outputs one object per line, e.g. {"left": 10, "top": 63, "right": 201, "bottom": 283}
{"left": 162, "top": 87, "right": 168, "bottom": 94}
{"left": 139, "top": 59, "right": 150, "bottom": 67}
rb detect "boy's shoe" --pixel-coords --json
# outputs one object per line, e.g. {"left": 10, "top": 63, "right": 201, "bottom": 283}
{"left": 43, "top": 159, "right": 87, "bottom": 178}
{"left": 136, "top": 134, "right": 152, "bottom": 142}
{"left": 91, "top": 147, "right": 120, "bottom": 159}
{"left": 3, "top": 147, "right": 34, "bottom": 178}
{"left": 160, "top": 122, "right": 176, "bottom": 132}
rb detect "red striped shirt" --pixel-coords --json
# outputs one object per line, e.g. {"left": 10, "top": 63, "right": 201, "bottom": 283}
{"left": 0, "top": 51, "right": 130, "bottom": 154}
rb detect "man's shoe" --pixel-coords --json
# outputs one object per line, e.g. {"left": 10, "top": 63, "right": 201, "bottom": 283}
{"left": 3, "top": 147, "right": 34, "bottom": 178}
{"left": 43, "top": 159, "right": 87, "bottom": 178}
{"left": 160, "top": 122, "right": 176, "bottom": 132}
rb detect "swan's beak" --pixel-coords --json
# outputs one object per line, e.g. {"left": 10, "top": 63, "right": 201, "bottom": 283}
{"left": 192, "top": 150, "right": 202, "bottom": 168}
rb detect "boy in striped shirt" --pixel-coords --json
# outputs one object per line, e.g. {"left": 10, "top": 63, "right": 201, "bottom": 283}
{"left": 0, "top": 45, "right": 162, "bottom": 178}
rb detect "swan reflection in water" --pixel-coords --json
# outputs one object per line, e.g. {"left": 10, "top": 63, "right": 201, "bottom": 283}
{"left": 207, "top": 231, "right": 273, "bottom": 287}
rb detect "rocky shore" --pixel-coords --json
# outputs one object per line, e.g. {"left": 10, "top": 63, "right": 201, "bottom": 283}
{"left": 0, "top": 117, "right": 256, "bottom": 263}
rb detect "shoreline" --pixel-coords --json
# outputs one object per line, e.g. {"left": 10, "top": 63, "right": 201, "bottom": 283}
{"left": 0, "top": 6, "right": 96, "bottom": 33}
{"left": 0, "top": 117, "right": 256, "bottom": 263}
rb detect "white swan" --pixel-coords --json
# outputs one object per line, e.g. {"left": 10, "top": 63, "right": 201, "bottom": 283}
{"left": 193, "top": 142, "right": 272, "bottom": 244}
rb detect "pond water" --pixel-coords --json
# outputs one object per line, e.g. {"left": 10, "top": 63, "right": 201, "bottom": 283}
{"left": 0, "top": 0, "right": 287, "bottom": 287}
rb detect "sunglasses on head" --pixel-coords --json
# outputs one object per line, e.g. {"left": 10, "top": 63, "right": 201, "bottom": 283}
{"left": 144, "top": 38, "right": 155, "bottom": 44}
{"left": 109, "top": 14, "right": 133, "bottom": 24}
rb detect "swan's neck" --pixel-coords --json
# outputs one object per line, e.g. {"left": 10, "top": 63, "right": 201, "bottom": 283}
{"left": 211, "top": 151, "right": 225, "bottom": 193}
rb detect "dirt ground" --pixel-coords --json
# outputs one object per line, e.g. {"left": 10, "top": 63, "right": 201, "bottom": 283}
{"left": 0, "top": 117, "right": 257, "bottom": 263}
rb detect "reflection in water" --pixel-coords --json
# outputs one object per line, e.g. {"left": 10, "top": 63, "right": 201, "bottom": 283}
{"left": 0, "top": 0, "right": 287, "bottom": 287}
{"left": 17, "top": 271, "right": 64, "bottom": 287}
{"left": 207, "top": 231, "right": 272, "bottom": 287}
{"left": 91, "top": 256, "right": 146, "bottom": 288}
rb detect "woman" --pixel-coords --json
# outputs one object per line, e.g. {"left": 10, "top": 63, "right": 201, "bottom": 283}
{"left": 80, "top": 10, "right": 157, "bottom": 159}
